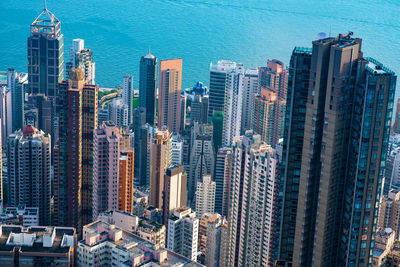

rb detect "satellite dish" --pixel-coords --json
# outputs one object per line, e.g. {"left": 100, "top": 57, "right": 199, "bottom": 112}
{"left": 317, "top": 32, "right": 327, "bottom": 40}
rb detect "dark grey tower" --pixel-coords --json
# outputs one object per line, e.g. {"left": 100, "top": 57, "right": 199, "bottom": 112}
{"left": 139, "top": 51, "right": 157, "bottom": 125}
{"left": 28, "top": 3, "right": 64, "bottom": 97}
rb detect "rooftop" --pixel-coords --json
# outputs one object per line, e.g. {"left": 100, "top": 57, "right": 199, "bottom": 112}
{"left": 0, "top": 225, "right": 75, "bottom": 254}
{"left": 365, "top": 57, "right": 395, "bottom": 75}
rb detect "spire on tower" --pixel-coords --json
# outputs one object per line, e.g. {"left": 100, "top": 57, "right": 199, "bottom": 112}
{"left": 44, "top": 0, "right": 47, "bottom": 10}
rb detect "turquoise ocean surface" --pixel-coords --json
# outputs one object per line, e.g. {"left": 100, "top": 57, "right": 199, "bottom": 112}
{"left": 0, "top": 0, "right": 399, "bottom": 91}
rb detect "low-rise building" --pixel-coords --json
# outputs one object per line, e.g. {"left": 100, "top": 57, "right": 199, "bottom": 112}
{"left": 372, "top": 228, "right": 396, "bottom": 267}
{"left": 78, "top": 220, "right": 202, "bottom": 267}
{"left": 0, "top": 206, "right": 39, "bottom": 227}
{"left": 0, "top": 225, "right": 76, "bottom": 267}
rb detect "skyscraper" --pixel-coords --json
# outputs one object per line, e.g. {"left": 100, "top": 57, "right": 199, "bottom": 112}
{"left": 195, "top": 175, "right": 216, "bottom": 218}
{"left": 139, "top": 52, "right": 157, "bottom": 125}
{"left": 188, "top": 133, "right": 215, "bottom": 204}
{"left": 189, "top": 82, "right": 209, "bottom": 125}
{"left": 222, "top": 63, "right": 245, "bottom": 146}
{"left": 393, "top": 98, "right": 400, "bottom": 134}
{"left": 8, "top": 69, "right": 27, "bottom": 132}
{"left": 54, "top": 68, "right": 98, "bottom": 232}
{"left": 225, "top": 131, "right": 278, "bottom": 267}
{"left": 279, "top": 34, "right": 396, "bottom": 266}
{"left": 0, "top": 86, "right": 12, "bottom": 147}
{"left": 251, "top": 88, "right": 285, "bottom": 147}
{"left": 214, "top": 147, "right": 233, "bottom": 216}
{"left": 109, "top": 99, "right": 129, "bottom": 127}
{"left": 118, "top": 149, "right": 134, "bottom": 213}
{"left": 208, "top": 60, "right": 236, "bottom": 121}
{"left": 158, "top": 59, "right": 183, "bottom": 133}
{"left": 252, "top": 59, "right": 288, "bottom": 146}
{"left": 7, "top": 126, "right": 51, "bottom": 225}
{"left": 241, "top": 68, "right": 259, "bottom": 132}
{"left": 162, "top": 165, "right": 187, "bottom": 225}
{"left": 28, "top": 5, "right": 64, "bottom": 97}
{"left": 149, "top": 128, "right": 172, "bottom": 209}
{"left": 93, "top": 121, "right": 121, "bottom": 219}
{"left": 123, "top": 75, "right": 134, "bottom": 125}
{"left": 66, "top": 39, "right": 95, "bottom": 85}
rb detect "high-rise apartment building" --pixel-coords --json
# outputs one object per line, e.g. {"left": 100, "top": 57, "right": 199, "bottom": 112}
{"left": 251, "top": 60, "right": 288, "bottom": 147}
{"left": 122, "top": 75, "right": 134, "bottom": 125}
{"left": 190, "top": 82, "right": 209, "bottom": 125}
{"left": 393, "top": 98, "right": 400, "bottom": 134}
{"left": 208, "top": 60, "right": 236, "bottom": 121}
{"left": 241, "top": 67, "right": 259, "bottom": 132}
{"left": 195, "top": 175, "right": 216, "bottom": 218}
{"left": 214, "top": 147, "right": 233, "bottom": 216}
{"left": 222, "top": 63, "right": 245, "bottom": 147}
{"left": 198, "top": 213, "right": 222, "bottom": 264}
{"left": 251, "top": 88, "right": 285, "bottom": 147}
{"left": 93, "top": 121, "right": 121, "bottom": 219}
{"left": 7, "top": 126, "right": 51, "bottom": 225}
{"left": 189, "top": 133, "right": 215, "bottom": 204}
{"left": 54, "top": 68, "right": 98, "bottom": 232}
{"left": 28, "top": 6, "right": 64, "bottom": 97}
{"left": 149, "top": 128, "right": 172, "bottom": 209}
{"left": 7, "top": 69, "right": 27, "bottom": 132}
{"left": 384, "top": 147, "right": 400, "bottom": 195}
{"left": 139, "top": 52, "right": 157, "bottom": 125}
{"left": 378, "top": 190, "right": 400, "bottom": 240}
{"left": 171, "top": 134, "right": 184, "bottom": 165}
{"left": 0, "top": 86, "right": 12, "bottom": 147}
{"left": 110, "top": 99, "right": 129, "bottom": 127}
{"left": 225, "top": 131, "right": 278, "bottom": 267}
{"left": 66, "top": 39, "right": 95, "bottom": 85}
{"left": 118, "top": 149, "right": 134, "bottom": 213}
{"left": 167, "top": 207, "right": 199, "bottom": 261}
{"left": 279, "top": 34, "right": 396, "bottom": 266}
{"left": 205, "top": 216, "right": 226, "bottom": 267}
{"left": 158, "top": 59, "right": 183, "bottom": 133}
{"left": 162, "top": 165, "right": 187, "bottom": 225}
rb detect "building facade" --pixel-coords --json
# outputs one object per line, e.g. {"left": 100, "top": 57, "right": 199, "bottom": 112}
{"left": 158, "top": 59, "right": 183, "bottom": 133}
{"left": 279, "top": 34, "right": 396, "bottom": 266}
{"left": 7, "top": 126, "right": 51, "bottom": 225}
{"left": 139, "top": 52, "right": 157, "bottom": 125}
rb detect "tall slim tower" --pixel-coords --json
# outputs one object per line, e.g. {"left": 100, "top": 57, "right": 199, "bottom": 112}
{"left": 93, "top": 121, "right": 121, "bottom": 219}
{"left": 241, "top": 68, "right": 259, "bottom": 132}
{"left": 7, "top": 126, "right": 51, "bottom": 225}
{"left": 158, "top": 59, "right": 183, "bottom": 133}
{"left": 225, "top": 131, "right": 278, "bottom": 267}
{"left": 28, "top": 4, "right": 64, "bottom": 97}
{"left": 149, "top": 128, "right": 172, "bottom": 209}
{"left": 222, "top": 63, "right": 245, "bottom": 147}
{"left": 123, "top": 75, "right": 134, "bottom": 125}
{"left": 251, "top": 88, "right": 285, "bottom": 147}
{"left": 118, "top": 149, "right": 134, "bottom": 213}
{"left": 279, "top": 34, "right": 396, "bottom": 266}
{"left": 214, "top": 147, "right": 233, "bottom": 216}
{"left": 66, "top": 39, "right": 95, "bottom": 85}
{"left": 195, "top": 175, "right": 216, "bottom": 218}
{"left": 188, "top": 134, "right": 215, "bottom": 204}
{"left": 162, "top": 165, "right": 187, "bottom": 225}
{"left": 54, "top": 68, "right": 98, "bottom": 232}
{"left": 208, "top": 60, "right": 236, "bottom": 122}
{"left": 139, "top": 52, "right": 157, "bottom": 125}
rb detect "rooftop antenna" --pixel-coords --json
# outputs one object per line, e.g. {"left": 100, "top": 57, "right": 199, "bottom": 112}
{"left": 329, "top": 25, "right": 332, "bottom": 37}
{"left": 44, "top": 0, "right": 47, "bottom": 10}
{"left": 148, "top": 46, "right": 151, "bottom": 55}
